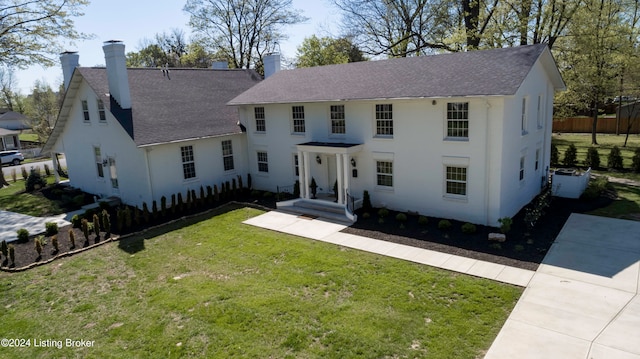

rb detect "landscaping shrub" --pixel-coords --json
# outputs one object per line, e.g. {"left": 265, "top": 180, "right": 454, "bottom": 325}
{"left": 232, "top": 179, "right": 237, "bottom": 197}
{"left": 225, "top": 181, "right": 231, "bottom": 197}
{"left": 124, "top": 206, "right": 132, "bottom": 228}
{"left": 81, "top": 219, "right": 90, "bottom": 241}
{"left": 21, "top": 167, "right": 28, "bottom": 181}
{"left": 8, "top": 244, "right": 15, "bottom": 265}
{"left": 16, "top": 228, "right": 29, "bottom": 243}
{"left": 263, "top": 191, "right": 273, "bottom": 198}
{"left": 362, "top": 190, "right": 372, "bottom": 212}
{"left": 498, "top": 217, "right": 512, "bottom": 234}
{"left": 52, "top": 235, "right": 59, "bottom": 252}
{"left": 200, "top": 186, "right": 206, "bottom": 205}
{"left": 177, "top": 193, "right": 184, "bottom": 212}
{"left": 293, "top": 180, "right": 300, "bottom": 198}
{"left": 362, "top": 212, "right": 371, "bottom": 219}
{"left": 237, "top": 175, "right": 244, "bottom": 191}
{"left": 251, "top": 190, "right": 261, "bottom": 197}
{"left": 72, "top": 194, "right": 85, "bottom": 207}
{"left": 191, "top": 189, "right": 197, "bottom": 207}
{"left": 632, "top": 148, "right": 640, "bottom": 173}
{"left": 220, "top": 182, "right": 227, "bottom": 199}
{"left": 1, "top": 239, "right": 8, "bottom": 258}
{"left": 71, "top": 214, "right": 82, "bottom": 228}
{"left": 93, "top": 214, "right": 101, "bottom": 237}
{"left": 25, "top": 168, "right": 47, "bottom": 192}
{"left": 438, "top": 219, "right": 452, "bottom": 230}
{"left": 550, "top": 143, "right": 559, "bottom": 166}
{"left": 377, "top": 208, "right": 389, "bottom": 223}
{"left": 152, "top": 200, "right": 158, "bottom": 220}
{"left": 134, "top": 206, "right": 142, "bottom": 226}
{"left": 102, "top": 210, "right": 111, "bottom": 238}
{"left": 581, "top": 176, "right": 609, "bottom": 200}
{"left": 171, "top": 194, "right": 177, "bottom": 214}
{"left": 214, "top": 185, "right": 220, "bottom": 201}
{"left": 247, "top": 173, "right": 252, "bottom": 190}
{"left": 418, "top": 216, "right": 429, "bottom": 226}
{"left": 607, "top": 146, "right": 624, "bottom": 170}
{"left": 45, "top": 222, "right": 59, "bottom": 236}
{"left": 461, "top": 223, "right": 477, "bottom": 234}
{"left": 34, "top": 236, "right": 43, "bottom": 257}
{"left": 584, "top": 147, "right": 600, "bottom": 168}
{"left": 44, "top": 163, "right": 51, "bottom": 176}
{"left": 69, "top": 229, "right": 76, "bottom": 249}
{"left": 206, "top": 186, "right": 213, "bottom": 204}
{"left": 10, "top": 168, "right": 16, "bottom": 182}
{"left": 524, "top": 188, "right": 552, "bottom": 231}
{"left": 395, "top": 213, "right": 407, "bottom": 222}
{"left": 161, "top": 196, "right": 167, "bottom": 217}
{"left": 562, "top": 144, "right": 578, "bottom": 167}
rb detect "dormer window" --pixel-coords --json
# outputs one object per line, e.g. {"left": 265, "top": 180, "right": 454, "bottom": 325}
{"left": 97, "top": 99, "right": 106, "bottom": 122}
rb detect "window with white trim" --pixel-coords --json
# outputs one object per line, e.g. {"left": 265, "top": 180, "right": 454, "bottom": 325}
{"left": 330, "top": 105, "right": 345, "bottom": 134}
{"left": 521, "top": 97, "right": 528, "bottom": 135}
{"left": 82, "top": 100, "right": 90, "bottom": 122}
{"left": 255, "top": 107, "right": 265, "bottom": 132}
{"left": 94, "top": 146, "right": 104, "bottom": 178}
{"left": 376, "top": 161, "right": 393, "bottom": 187}
{"left": 445, "top": 166, "right": 467, "bottom": 196}
{"left": 181, "top": 145, "right": 196, "bottom": 179}
{"left": 446, "top": 102, "right": 468, "bottom": 138}
{"left": 97, "top": 99, "right": 106, "bottom": 122}
{"left": 292, "top": 106, "right": 305, "bottom": 133}
{"left": 257, "top": 151, "right": 269, "bottom": 172}
{"left": 536, "top": 95, "right": 543, "bottom": 129}
{"left": 519, "top": 156, "right": 525, "bottom": 181}
{"left": 222, "top": 140, "right": 234, "bottom": 171}
{"left": 293, "top": 154, "right": 299, "bottom": 176}
{"left": 375, "top": 104, "right": 393, "bottom": 136}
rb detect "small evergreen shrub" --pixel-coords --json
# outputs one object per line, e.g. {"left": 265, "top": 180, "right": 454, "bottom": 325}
{"left": 191, "top": 189, "right": 197, "bottom": 207}
{"left": 418, "top": 216, "right": 429, "bottom": 226}
{"left": 214, "top": 185, "right": 220, "bottom": 201}
{"left": 44, "top": 163, "right": 51, "bottom": 176}
{"left": 247, "top": 173, "right": 252, "bottom": 190}
{"left": 152, "top": 200, "right": 158, "bottom": 219}
{"left": 237, "top": 175, "right": 244, "bottom": 191}
{"left": 232, "top": 179, "right": 237, "bottom": 197}
{"left": 35, "top": 236, "right": 43, "bottom": 257}
{"left": 584, "top": 147, "right": 600, "bottom": 168}
{"left": 395, "top": 213, "right": 407, "bottom": 222}
{"left": 498, "top": 217, "right": 512, "bottom": 234}
{"left": 220, "top": 182, "right": 227, "bottom": 199}
{"left": 461, "top": 223, "right": 477, "bottom": 234}
{"left": 171, "top": 194, "right": 177, "bottom": 214}
{"left": 263, "top": 191, "right": 273, "bottom": 198}
{"left": 293, "top": 180, "right": 300, "bottom": 198}
{"left": 93, "top": 214, "right": 101, "bottom": 237}
{"left": 632, "top": 148, "right": 640, "bottom": 173}
{"left": 562, "top": 144, "right": 578, "bottom": 167}
{"left": 362, "top": 190, "right": 372, "bottom": 212}
{"left": 581, "top": 176, "right": 609, "bottom": 200}
{"left": 71, "top": 214, "right": 81, "bottom": 228}
{"left": 72, "top": 194, "right": 85, "bottom": 207}
{"left": 438, "top": 220, "right": 452, "bottom": 230}
{"left": 489, "top": 243, "right": 502, "bottom": 250}
{"left": 21, "top": 166, "right": 28, "bottom": 181}
{"left": 251, "top": 190, "right": 261, "bottom": 197}
{"left": 1, "top": 239, "right": 8, "bottom": 258}
{"left": 124, "top": 206, "right": 132, "bottom": 228}
{"left": 17, "top": 228, "right": 29, "bottom": 243}
{"left": 200, "top": 186, "right": 206, "bottom": 205}
{"left": 161, "top": 196, "right": 167, "bottom": 217}
{"left": 134, "top": 206, "right": 142, "bottom": 226}
{"left": 102, "top": 209, "right": 111, "bottom": 238}
{"left": 69, "top": 229, "right": 76, "bottom": 249}
{"left": 225, "top": 181, "right": 231, "bottom": 196}
{"left": 362, "top": 212, "right": 371, "bottom": 219}
{"left": 607, "top": 146, "right": 624, "bottom": 170}
{"left": 206, "top": 186, "right": 213, "bottom": 204}
{"left": 11, "top": 168, "right": 17, "bottom": 182}
{"left": 8, "top": 244, "right": 15, "bottom": 265}
{"left": 550, "top": 143, "right": 559, "bottom": 166}
{"left": 45, "top": 222, "right": 59, "bottom": 236}
{"left": 377, "top": 208, "right": 389, "bottom": 218}
{"left": 81, "top": 219, "right": 90, "bottom": 241}
{"left": 25, "top": 168, "right": 47, "bottom": 192}
{"left": 51, "top": 235, "right": 59, "bottom": 252}
{"left": 177, "top": 193, "right": 184, "bottom": 212}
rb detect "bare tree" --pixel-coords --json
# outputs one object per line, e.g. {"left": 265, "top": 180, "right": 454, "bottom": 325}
{"left": 0, "top": 0, "right": 91, "bottom": 68}
{"left": 184, "top": 0, "right": 307, "bottom": 71}
{"left": 0, "top": 66, "right": 24, "bottom": 112}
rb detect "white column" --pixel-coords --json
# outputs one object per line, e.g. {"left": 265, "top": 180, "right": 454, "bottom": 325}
{"left": 336, "top": 153, "right": 344, "bottom": 204}
{"left": 303, "top": 151, "right": 311, "bottom": 199}
{"left": 297, "top": 150, "right": 305, "bottom": 198}
{"left": 343, "top": 154, "right": 350, "bottom": 202}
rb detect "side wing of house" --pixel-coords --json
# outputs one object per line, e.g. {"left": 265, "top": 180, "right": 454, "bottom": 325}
{"left": 48, "top": 76, "right": 151, "bottom": 205}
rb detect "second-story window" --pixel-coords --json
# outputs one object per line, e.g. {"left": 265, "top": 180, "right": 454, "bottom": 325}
{"left": 331, "top": 105, "right": 345, "bottom": 134}
{"left": 222, "top": 140, "right": 234, "bottom": 171}
{"left": 292, "top": 106, "right": 305, "bottom": 133}
{"left": 446, "top": 102, "right": 468, "bottom": 138}
{"left": 97, "top": 99, "right": 106, "bottom": 122}
{"left": 82, "top": 100, "right": 90, "bottom": 122}
{"left": 255, "top": 107, "right": 265, "bottom": 132}
{"left": 375, "top": 104, "right": 393, "bottom": 136}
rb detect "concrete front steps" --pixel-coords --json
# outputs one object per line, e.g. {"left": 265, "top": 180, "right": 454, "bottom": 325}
{"left": 276, "top": 198, "right": 355, "bottom": 225}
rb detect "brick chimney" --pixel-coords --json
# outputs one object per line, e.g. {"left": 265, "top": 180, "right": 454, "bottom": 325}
{"left": 263, "top": 53, "right": 281, "bottom": 79}
{"left": 60, "top": 51, "right": 79, "bottom": 91}
{"left": 102, "top": 40, "right": 131, "bottom": 109}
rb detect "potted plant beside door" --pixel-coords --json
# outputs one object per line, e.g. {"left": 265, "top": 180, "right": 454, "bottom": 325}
{"left": 310, "top": 177, "right": 318, "bottom": 199}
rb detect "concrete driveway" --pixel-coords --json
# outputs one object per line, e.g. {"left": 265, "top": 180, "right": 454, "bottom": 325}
{"left": 485, "top": 213, "right": 640, "bottom": 359}
{"left": 0, "top": 210, "right": 70, "bottom": 243}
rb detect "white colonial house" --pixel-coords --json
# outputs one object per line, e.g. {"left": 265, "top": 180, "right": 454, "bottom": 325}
{"left": 45, "top": 42, "right": 564, "bottom": 227}
{"left": 43, "top": 41, "right": 261, "bottom": 207}
{"left": 228, "top": 44, "right": 565, "bottom": 226}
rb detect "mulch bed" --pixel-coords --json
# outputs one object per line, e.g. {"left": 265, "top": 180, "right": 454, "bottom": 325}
{"left": 0, "top": 188, "right": 618, "bottom": 272}
{"left": 344, "top": 191, "right": 617, "bottom": 271}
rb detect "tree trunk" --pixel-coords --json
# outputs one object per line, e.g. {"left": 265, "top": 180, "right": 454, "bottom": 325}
{"left": 591, "top": 101, "right": 599, "bottom": 145}
{"left": 0, "top": 169, "right": 9, "bottom": 188}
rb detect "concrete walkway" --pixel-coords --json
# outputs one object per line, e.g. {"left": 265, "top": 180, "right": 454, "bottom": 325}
{"left": 0, "top": 210, "right": 70, "bottom": 242}
{"left": 485, "top": 213, "right": 640, "bottom": 359}
{"left": 243, "top": 210, "right": 535, "bottom": 287}
{"left": 244, "top": 210, "right": 640, "bottom": 358}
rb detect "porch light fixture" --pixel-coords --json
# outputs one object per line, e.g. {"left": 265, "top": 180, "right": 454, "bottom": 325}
{"left": 350, "top": 158, "right": 356, "bottom": 167}
{"left": 102, "top": 159, "right": 108, "bottom": 167}
{"left": 316, "top": 155, "right": 322, "bottom": 164}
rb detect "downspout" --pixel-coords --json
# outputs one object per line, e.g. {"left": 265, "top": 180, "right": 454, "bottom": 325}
{"left": 144, "top": 148, "right": 155, "bottom": 205}
{"left": 484, "top": 99, "right": 492, "bottom": 226}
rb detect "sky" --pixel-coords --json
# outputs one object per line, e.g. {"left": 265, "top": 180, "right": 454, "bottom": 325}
{"left": 15, "top": 0, "right": 340, "bottom": 93}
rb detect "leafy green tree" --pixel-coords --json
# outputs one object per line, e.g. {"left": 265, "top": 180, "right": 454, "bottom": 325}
{"left": 0, "top": 66, "right": 25, "bottom": 112}
{"left": 296, "top": 36, "right": 366, "bottom": 68}
{"left": 23, "top": 80, "right": 60, "bottom": 144}
{"left": 184, "top": 0, "right": 307, "bottom": 72}
{"left": 0, "top": 0, "right": 91, "bottom": 68}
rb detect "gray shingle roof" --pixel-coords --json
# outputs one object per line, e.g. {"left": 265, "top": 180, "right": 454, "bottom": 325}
{"left": 79, "top": 67, "right": 261, "bottom": 146}
{"left": 229, "top": 44, "right": 557, "bottom": 105}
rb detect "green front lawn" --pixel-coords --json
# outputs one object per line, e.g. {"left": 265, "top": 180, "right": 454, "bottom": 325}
{"left": 0, "top": 175, "right": 63, "bottom": 216}
{"left": 0, "top": 207, "right": 522, "bottom": 358}
{"left": 588, "top": 183, "right": 640, "bottom": 219}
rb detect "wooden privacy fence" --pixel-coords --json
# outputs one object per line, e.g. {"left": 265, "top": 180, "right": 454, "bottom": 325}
{"left": 553, "top": 117, "right": 640, "bottom": 134}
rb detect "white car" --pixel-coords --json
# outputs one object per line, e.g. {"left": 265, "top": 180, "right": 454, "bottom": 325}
{"left": 0, "top": 150, "right": 25, "bottom": 166}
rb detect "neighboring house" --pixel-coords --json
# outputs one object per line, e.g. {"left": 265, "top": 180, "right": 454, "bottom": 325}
{"left": 43, "top": 42, "right": 261, "bottom": 207}
{"left": 0, "top": 109, "right": 29, "bottom": 150}
{"left": 228, "top": 44, "right": 565, "bottom": 226}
